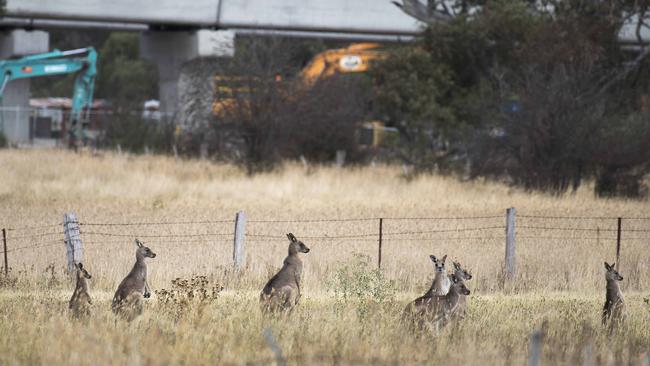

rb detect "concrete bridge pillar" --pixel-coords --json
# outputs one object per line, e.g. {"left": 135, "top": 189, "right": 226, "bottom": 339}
{"left": 0, "top": 30, "right": 49, "bottom": 143}
{"left": 139, "top": 30, "right": 235, "bottom": 119}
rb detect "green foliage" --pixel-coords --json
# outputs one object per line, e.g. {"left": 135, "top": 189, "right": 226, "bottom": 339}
{"left": 0, "top": 131, "right": 7, "bottom": 148}
{"left": 104, "top": 112, "right": 174, "bottom": 153}
{"left": 371, "top": 47, "right": 456, "bottom": 170}
{"left": 327, "top": 253, "right": 396, "bottom": 321}
{"left": 96, "top": 33, "right": 158, "bottom": 108}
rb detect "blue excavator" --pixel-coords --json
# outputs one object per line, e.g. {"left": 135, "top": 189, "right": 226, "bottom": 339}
{"left": 0, "top": 47, "right": 97, "bottom": 148}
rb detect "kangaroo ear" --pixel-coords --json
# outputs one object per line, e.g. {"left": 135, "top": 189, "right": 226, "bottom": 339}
{"left": 429, "top": 255, "right": 437, "bottom": 262}
{"left": 604, "top": 262, "right": 611, "bottom": 270}
{"left": 77, "top": 262, "right": 83, "bottom": 270}
{"left": 135, "top": 239, "right": 143, "bottom": 248}
{"left": 287, "top": 233, "right": 297, "bottom": 242}
{"left": 441, "top": 255, "right": 447, "bottom": 264}
{"left": 453, "top": 261, "right": 460, "bottom": 270}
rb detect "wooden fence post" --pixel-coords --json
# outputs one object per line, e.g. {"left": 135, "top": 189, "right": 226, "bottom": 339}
{"left": 233, "top": 211, "right": 246, "bottom": 270}
{"left": 527, "top": 328, "right": 543, "bottom": 366}
{"left": 2, "top": 228, "right": 7, "bottom": 277}
{"left": 615, "top": 217, "right": 622, "bottom": 269}
{"left": 378, "top": 218, "right": 383, "bottom": 270}
{"left": 63, "top": 213, "right": 83, "bottom": 272}
{"left": 505, "top": 207, "right": 517, "bottom": 280}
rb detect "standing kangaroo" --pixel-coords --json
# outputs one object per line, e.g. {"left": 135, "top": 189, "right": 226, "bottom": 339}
{"left": 602, "top": 262, "right": 626, "bottom": 332}
{"left": 112, "top": 239, "right": 156, "bottom": 321}
{"left": 451, "top": 261, "right": 473, "bottom": 320}
{"left": 403, "top": 273, "right": 470, "bottom": 333}
{"left": 69, "top": 262, "right": 92, "bottom": 319}
{"left": 260, "top": 233, "right": 310, "bottom": 312}
{"left": 430, "top": 254, "right": 451, "bottom": 296}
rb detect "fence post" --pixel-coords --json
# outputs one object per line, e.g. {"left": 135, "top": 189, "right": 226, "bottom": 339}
{"left": 2, "top": 228, "right": 7, "bottom": 277}
{"left": 615, "top": 217, "right": 622, "bottom": 269}
{"left": 505, "top": 207, "right": 516, "bottom": 280}
{"left": 263, "top": 328, "right": 287, "bottom": 366}
{"left": 63, "top": 213, "right": 83, "bottom": 272}
{"left": 335, "top": 150, "right": 346, "bottom": 167}
{"left": 527, "top": 328, "right": 543, "bottom": 366}
{"left": 378, "top": 218, "right": 383, "bottom": 270}
{"left": 233, "top": 211, "right": 246, "bottom": 270}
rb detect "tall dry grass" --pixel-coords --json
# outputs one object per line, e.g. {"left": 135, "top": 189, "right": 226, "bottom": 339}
{"left": 0, "top": 149, "right": 649, "bottom": 365}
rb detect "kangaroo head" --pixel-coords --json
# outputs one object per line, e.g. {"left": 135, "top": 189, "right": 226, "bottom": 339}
{"left": 75, "top": 262, "right": 91, "bottom": 279}
{"left": 287, "top": 233, "right": 310, "bottom": 255}
{"left": 451, "top": 273, "right": 471, "bottom": 295}
{"left": 604, "top": 262, "right": 623, "bottom": 281}
{"left": 429, "top": 254, "right": 447, "bottom": 273}
{"left": 453, "top": 261, "right": 472, "bottom": 281}
{"left": 136, "top": 239, "right": 157, "bottom": 259}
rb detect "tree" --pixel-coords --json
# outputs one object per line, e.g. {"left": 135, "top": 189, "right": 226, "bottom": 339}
{"left": 377, "top": 0, "right": 650, "bottom": 196}
{"left": 96, "top": 33, "right": 158, "bottom": 108}
{"left": 209, "top": 37, "right": 368, "bottom": 173}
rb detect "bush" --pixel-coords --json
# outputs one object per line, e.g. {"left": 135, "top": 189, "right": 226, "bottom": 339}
{"left": 327, "top": 254, "right": 396, "bottom": 321}
{"left": 0, "top": 131, "right": 7, "bottom": 148}
{"left": 104, "top": 113, "right": 175, "bottom": 154}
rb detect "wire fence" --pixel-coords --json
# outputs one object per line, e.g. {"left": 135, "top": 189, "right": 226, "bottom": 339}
{"left": 1, "top": 210, "right": 649, "bottom": 280}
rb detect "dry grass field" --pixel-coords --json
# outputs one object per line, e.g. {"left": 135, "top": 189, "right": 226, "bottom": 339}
{"left": 0, "top": 149, "right": 649, "bottom": 365}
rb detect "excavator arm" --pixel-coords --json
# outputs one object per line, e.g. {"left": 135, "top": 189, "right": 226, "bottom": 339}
{"left": 0, "top": 47, "right": 97, "bottom": 147}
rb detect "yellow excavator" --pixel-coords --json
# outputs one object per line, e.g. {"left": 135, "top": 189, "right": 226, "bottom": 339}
{"left": 212, "top": 43, "right": 391, "bottom": 147}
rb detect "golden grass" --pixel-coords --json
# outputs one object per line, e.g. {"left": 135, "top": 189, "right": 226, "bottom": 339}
{"left": 0, "top": 148, "right": 649, "bottom": 365}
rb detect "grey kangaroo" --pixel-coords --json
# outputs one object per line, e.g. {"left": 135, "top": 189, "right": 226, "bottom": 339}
{"left": 260, "top": 233, "right": 310, "bottom": 312}
{"left": 69, "top": 262, "right": 92, "bottom": 319}
{"left": 602, "top": 262, "right": 626, "bottom": 332}
{"left": 451, "top": 261, "right": 473, "bottom": 319}
{"left": 430, "top": 254, "right": 451, "bottom": 296}
{"left": 112, "top": 239, "right": 156, "bottom": 321}
{"left": 403, "top": 273, "right": 470, "bottom": 333}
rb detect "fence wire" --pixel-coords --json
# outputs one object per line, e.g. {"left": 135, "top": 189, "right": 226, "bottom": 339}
{"left": 2, "top": 212, "right": 649, "bottom": 272}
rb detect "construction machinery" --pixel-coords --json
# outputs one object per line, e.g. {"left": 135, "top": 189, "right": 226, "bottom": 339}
{"left": 0, "top": 47, "right": 97, "bottom": 147}
{"left": 213, "top": 43, "right": 392, "bottom": 147}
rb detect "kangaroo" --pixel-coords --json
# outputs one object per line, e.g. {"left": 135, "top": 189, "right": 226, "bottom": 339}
{"left": 403, "top": 273, "right": 470, "bottom": 333}
{"left": 69, "top": 262, "right": 92, "bottom": 319}
{"left": 451, "top": 261, "right": 473, "bottom": 320}
{"left": 260, "top": 233, "right": 310, "bottom": 312}
{"left": 430, "top": 254, "right": 451, "bottom": 296}
{"left": 112, "top": 239, "right": 156, "bottom": 321}
{"left": 602, "top": 262, "right": 626, "bottom": 332}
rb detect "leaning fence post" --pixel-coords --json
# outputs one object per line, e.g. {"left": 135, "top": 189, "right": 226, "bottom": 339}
{"left": 505, "top": 207, "right": 517, "bottom": 280}
{"left": 233, "top": 211, "right": 246, "bottom": 270}
{"left": 378, "top": 218, "right": 383, "bottom": 270}
{"left": 615, "top": 217, "right": 622, "bottom": 269}
{"left": 63, "top": 213, "right": 83, "bottom": 272}
{"left": 2, "top": 228, "right": 7, "bottom": 277}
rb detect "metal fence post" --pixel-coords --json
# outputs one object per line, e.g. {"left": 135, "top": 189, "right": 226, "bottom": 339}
{"left": 615, "top": 217, "right": 622, "bottom": 269}
{"left": 233, "top": 211, "right": 246, "bottom": 269}
{"left": 63, "top": 213, "right": 83, "bottom": 272}
{"left": 2, "top": 228, "right": 7, "bottom": 276}
{"left": 527, "top": 328, "right": 543, "bottom": 366}
{"left": 505, "top": 207, "right": 517, "bottom": 280}
{"left": 378, "top": 218, "right": 383, "bottom": 270}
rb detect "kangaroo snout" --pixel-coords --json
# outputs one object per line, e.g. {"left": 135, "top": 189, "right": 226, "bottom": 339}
{"left": 302, "top": 247, "right": 310, "bottom": 253}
